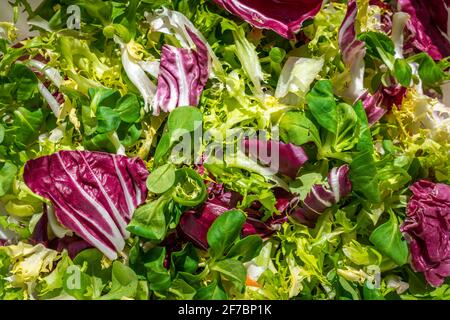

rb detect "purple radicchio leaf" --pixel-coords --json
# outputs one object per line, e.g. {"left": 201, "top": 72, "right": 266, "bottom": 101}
{"left": 30, "top": 204, "right": 92, "bottom": 259}
{"left": 338, "top": 0, "right": 367, "bottom": 100}
{"left": 339, "top": 0, "right": 407, "bottom": 124}
{"left": 398, "top": 0, "right": 450, "bottom": 60}
{"left": 293, "top": 165, "right": 352, "bottom": 226}
{"left": 242, "top": 138, "right": 308, "bottom": 179}
{"left": 400, "top": 179, "right": 450, "bottom": 287}
{"left": 23, "top": 150, "right": 149, "bottom": 260}
{"left": 26, "top": 56, "right": 64, "bottom": 118}
{"left": 178, "top": 183, "right": 291, "bottom": 250}
{"left": 153, "top": 29, "right": 209, "bottom": 113}
{"left": 358, "top": 83, "right": 407, "bottom": 125}
{"left": 213, "top": 0, "right": 324, "bottom": 39}
{"left": 48, "top": 236, "right": 93, "bottom": 259}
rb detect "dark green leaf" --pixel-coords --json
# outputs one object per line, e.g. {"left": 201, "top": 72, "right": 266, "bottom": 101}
{"left": 12, "top": 107, "right": 44, "bottom": 149}
{"left": 369, "top": 211, "right": 409, "bottom": 266}
{"left": 417, "top": 54, "right": 444, "bottom": 86}
{"left": 226, "top": 235, "right": 263, "bottom": 262}
{"left": 168, "top": 278, "right": 196, "bottom": 300}
{"left": 0, "top": 162, "right": 17, "bottom": 197}
{"left": 330, "top": 102, "right": 359, "bottom": 152}
{"left": 88, "top": 88, "right": 120, "bottom": 109}
{"left": 306, "top": 80, "right": 337, "bottom": 134}
{"left": 207, "top": 209, "right": 246, "bottom": 258}
{"left": 99, "top": 261, "right": 138, "bottom": 300}
{"left": 350, "top": 102, "right": 380, "bottom": 202}
{"left": 358, "top": 32, "right": 395, "bottom": 69}
{"left": 0, "top": 124, "right": 4, "bottom": 144}
{"left": 147, "top": 163, "right": 176, "bottom": 194}
{"left": 126, "top": 195, "right": 169, "bottom": 240}
{"left": 171, "top": 243, "right": 199, "bottom": 274}
{"left": 394, "top": 59, "right": 412, "bottom": 87}
{"left": 269, "top": 47, "right": 286, "bottom": 64}
{"left": 195, "top": 279, "right": 228, "bottom": 300}
{"left": 172, "top": 168, "right": 207, "bottom": 207}
{"left": 350, "top": 150, "right": 380, "bottom": 203}
{"left": 144, "top": 247, "right": 172, "bottom": 292}
{"left": 118, "top": 123, "right": 141, "bottom": 147}
{"left": 96, "top": 106, "right": 120, "bottom": 133}
{"left": 73, "top": 248, "right": 112, "bottom": 281}
{"left": 279, "top": 111, "right": 321, "bottom": 147}
{"left": 211, "top": 259, "right": 246, "bottom": 293}
{"left": 363, "top": 283, "right": 385, "bottom": 300}
{"left": 62, "top": 265, "right": 94, "bottom": 300}
{"left": 154, "top": 132, "right": 172, "bottom": 165}
{"left": 115, "top": 94, "right": 141, "bottom": 123}
{"left": 167, "top": 106, "right": 203, "bottom": 133}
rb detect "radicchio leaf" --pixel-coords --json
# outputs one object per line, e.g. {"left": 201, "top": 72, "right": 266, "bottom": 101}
{"left": 293, "top": 165, "right": 352, "bottom": 226}
{"left": 399, "top": 0, "right": 450, "bottom": 60}
{"left": 23, "top": 150, "right": 149, "bottom": 260}
{"left": 213, "top": 0, "right": 323, "bottom": 39}
{"left": 358, "top": 83, "right": 407, "bottom": 125}
{"left": 339, "top": 0, "right": 367, "bottom": 100}
{"left": 179, "top": 183, "right": 290, "bottom": 250}
{"left": 401, "top": 180, "right": 450, "bottom": 287}
{"left": 30, "top": 205, "right": 92, "bottom": 259}
{"left": 153, "top": 38, "right": 209, "bottom": 113}
{"left": 146, "top": 8, "right": 222, "bottom": 76}
{"left": 242, "top": 138, "right": 308, "bottom": 179}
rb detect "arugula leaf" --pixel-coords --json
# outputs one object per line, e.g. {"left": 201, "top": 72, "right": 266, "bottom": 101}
{"left": 358, "top": 31, "right": 395, "bottom": 69}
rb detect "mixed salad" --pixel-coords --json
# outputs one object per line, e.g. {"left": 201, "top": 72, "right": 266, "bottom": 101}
{"left": 0, "top": 0, "right": 449, "bottom": 300}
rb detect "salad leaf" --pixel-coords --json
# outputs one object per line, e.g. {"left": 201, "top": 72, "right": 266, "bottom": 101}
{"left": 23, "top": 151, "right": 149, "bottom": 259}
{"left": 369, "top": 210, "right": 409, "bottom": 266}
{"left": 146, "top": 163, "right": 177, "bottom": 194}
{"left": 207, "top": 209, "right": 246, "bottom": 258}
{"left": 213, "top": 0, "right": 323, "bottom": 39}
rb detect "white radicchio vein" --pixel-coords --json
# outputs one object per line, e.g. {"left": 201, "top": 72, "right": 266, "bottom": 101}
{"left": 78, "top": 152, "right": 129, "bottom": 237}
{"left": 55, "top": 153, "right": 125, "bottom": 252}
